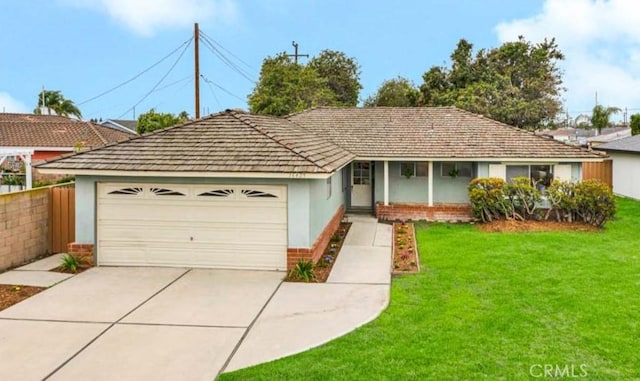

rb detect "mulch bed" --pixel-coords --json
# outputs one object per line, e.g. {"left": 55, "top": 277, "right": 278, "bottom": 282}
{"left": 0, "top": 285, "right": 45, "bottom": 311}
{"left": 392, "top": 222, "right": 420, "bottom": 274}
{"left": 51, "top": 252, "right": 94, "bottom": 274}
{"left": 476, "top": 219, "right": 599, "bottom": 233}
{"left": 313, "top": 222, "right": 351, "bottom": 282}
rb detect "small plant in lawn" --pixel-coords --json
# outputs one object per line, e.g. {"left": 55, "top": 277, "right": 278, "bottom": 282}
{"left": 10, "top": 286, "right": 20, "bottom": 292}
{"left": 60, "top": 254, "right": 81, "bottom": 273}
{"left": 288, "top": 259, "right": 316, "bottom": 282}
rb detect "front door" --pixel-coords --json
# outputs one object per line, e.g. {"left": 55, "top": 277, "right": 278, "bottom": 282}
{"left": 351, "top": 161, "right": 372, "bottom": 208}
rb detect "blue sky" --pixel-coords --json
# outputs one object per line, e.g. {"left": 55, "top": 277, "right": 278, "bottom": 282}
{"left": 1, "top": 0, "right": 638, "bottom": 122}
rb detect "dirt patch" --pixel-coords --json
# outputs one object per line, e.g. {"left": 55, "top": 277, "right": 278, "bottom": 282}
{"left": 476, "top": 220, "right": 599, "bottom": 233}
{"left": 52, "top": 252, "right": 94, "bottom": 274}
{"left": 393, "top": 222, "right": 420, "bottom": 274}
{"left": 0, "top": 285, "right": 45, "bottom": 311}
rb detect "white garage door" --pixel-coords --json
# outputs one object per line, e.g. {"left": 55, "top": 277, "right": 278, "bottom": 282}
{"left": 97, "top": 183, "right": 287, "bottom": 270}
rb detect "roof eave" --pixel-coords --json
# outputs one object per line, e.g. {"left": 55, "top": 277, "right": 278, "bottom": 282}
{"left": 35, "top": 167, "right": 336, "bottom": 179}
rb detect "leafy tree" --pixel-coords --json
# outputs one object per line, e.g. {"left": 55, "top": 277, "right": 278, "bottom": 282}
{"left": 419, "top": 37, "right": 565, "bottom": 130}
{"left": 137, "top": 108, "right": 189, "bottom": 134}
{"left": 590, "top": 105, "right": 620, "bottom": 135}
{"left": 34, "top": 90, "right": 82, "bottom": 118}
{"left": 308, "top": 50, "right": 361, "bottom": 106}
{"left": 363, "top": 76, "right": 420, "bottom": 107}
{"left": 630, "top": 114, "right": 640, "bottom": 136}
{"left": 249, "top": 50, "right": 361, "bottom": 116}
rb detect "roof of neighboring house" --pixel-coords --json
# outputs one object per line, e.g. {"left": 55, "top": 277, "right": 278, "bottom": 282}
{"left": 0, "top": 113, "right": 134, "bottom": 149}
{"left": 38, "top": 110, "right": 355, "bottom": 174}
{"left": 597, "top": 135, "right": 640, "bottom": 153}
{"left": 101, "top": 119, "right": 138, "bottom": 134}
{"left": 288, "top": 107, "right": 602, "bottom": 159}
{"left": 587, "top": 128, "right": 631, "bottom": 144}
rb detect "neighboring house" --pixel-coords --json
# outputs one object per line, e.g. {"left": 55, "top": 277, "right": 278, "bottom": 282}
{"left": 37, "top": 107, "right": 605, "bottom": 271}
{"left": 101, "top": 119, "right": 138, "bottom": 134}
{"left": 0, "top": 113, "right": 135, "bottom": 182}
{"left": 597, "top": 135, "right": 640, "bottom": 199}
{"left": 539, "top": 126, "right": 630, "bottom": 147}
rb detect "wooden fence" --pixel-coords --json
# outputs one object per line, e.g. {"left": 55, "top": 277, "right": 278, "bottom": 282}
{"left": 582, "top": 160, "right": 613, "bottom": 189}
{"left": 49, "top": 184, "right": 75, "bottom": 253}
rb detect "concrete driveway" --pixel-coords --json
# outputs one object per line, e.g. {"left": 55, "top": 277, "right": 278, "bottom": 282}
{"left": 0, "top": 267, "right": 284, "bottom": 381}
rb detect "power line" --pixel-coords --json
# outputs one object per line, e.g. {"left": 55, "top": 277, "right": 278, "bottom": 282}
{"left": 201, "top": 74, "right": 245, "bottom": 102}
{"left": 78, "top": 38, "right": 193, "bottom": 106}
{"left": 198, "top": 33, "right": 256, "bottom": 84}
{"left": 199, "top": 30, "right": 255, "bottom": 71}
{"left": 117, "top": 38, "right": 193, "bottom": 119}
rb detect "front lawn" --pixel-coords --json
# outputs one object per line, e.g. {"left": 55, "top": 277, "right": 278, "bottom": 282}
{"left": 220, "top": 197, "right": 640, "bottom": 380}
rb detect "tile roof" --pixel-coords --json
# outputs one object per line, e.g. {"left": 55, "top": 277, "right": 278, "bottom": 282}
{"left": 0, "top": 113, "right": 134, "bottom": 148}
{"left": 597, "top": 135, "right": 640, "bottom": 153}
{"left": 38, "top": 110, "right": 355, "bottom": 174}
{"left": 288, "top": 107, "right": 603, "bottom": 159}
{"left": 102, "top": 119, "right": 138, "bottom": 133}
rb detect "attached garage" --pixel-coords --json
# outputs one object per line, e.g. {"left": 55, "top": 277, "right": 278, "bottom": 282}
{"left": 97, "top": 183, "right": 288, "bottom": 270}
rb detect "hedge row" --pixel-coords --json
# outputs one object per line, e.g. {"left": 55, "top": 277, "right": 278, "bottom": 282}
{"left": 468, "top": 177, "right": 616, "bottom": 227}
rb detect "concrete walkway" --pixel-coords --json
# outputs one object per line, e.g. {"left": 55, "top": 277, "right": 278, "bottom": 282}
{"left": 225, "top": 214, "right": 391, "bottom": 372}
{"left": 0, "top": 214, "right": 391, "bottom": 379}
{"left": 0, "top": 254, "right": 73, "bottom": 287}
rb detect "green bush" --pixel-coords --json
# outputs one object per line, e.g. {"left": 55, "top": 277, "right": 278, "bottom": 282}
{"left": 287, "top": 259, "right": 316, "bottom": 282}
{"left": 468, "top": 178, "right": 507, "bottom": 222}
{"left": 469, "top": 177, "right": 615, "bottom": 227}
{"left": 574, "top": 179, "right": 616, "bottom": 227}
{"left": 60, "top": 254, "right": 81, "bottom": 273}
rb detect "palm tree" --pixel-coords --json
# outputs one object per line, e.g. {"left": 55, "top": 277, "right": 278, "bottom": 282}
{"left": 590, "top": 105, "right": 620, "bottom": 136}
{"left": 34, "top": 90, "right": 82, "bottom": 118}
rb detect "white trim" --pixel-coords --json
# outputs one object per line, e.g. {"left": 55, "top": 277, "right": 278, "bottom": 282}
{"left": 383, "top": 160, "right": 389, "bottom": 206}
{"left": 1, "top": 146, "right": 74, "bottom": 152}
{"left": 36, "top": 168, "right": 333, "bottom": 179}
{"left": 428, "top": 161, "right": 433, "bottom": 207}
{"left": 355, "top": 156, "right": 605, "bottom": 163}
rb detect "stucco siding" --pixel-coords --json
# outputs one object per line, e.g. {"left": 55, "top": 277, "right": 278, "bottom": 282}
{"left": 308, "top": 170, "right": 344, "bottom": 243}
{"left": 75, "top": 175, "right": 314, "bottom": 248}
{"left": 610, "top": 152, "right": 640, "bottom": 199}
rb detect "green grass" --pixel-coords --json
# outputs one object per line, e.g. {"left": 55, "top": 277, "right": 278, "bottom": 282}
{"left": 220, "top": 197, "right": 640, "bottom": 380}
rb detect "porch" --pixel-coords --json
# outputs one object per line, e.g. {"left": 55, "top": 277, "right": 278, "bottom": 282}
{"left": 344, "top": 160, "right": 475, "bottom": 221}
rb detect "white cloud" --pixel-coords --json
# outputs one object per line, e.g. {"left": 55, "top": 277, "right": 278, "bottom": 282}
{"left": 0, "top": 92, "right": 29, "bottom": 113}
{"left": 63, "top": 0, "right": 237, "bottom": 36}
{"left": 496, "top": 0, "right": 640, "bottom": 117}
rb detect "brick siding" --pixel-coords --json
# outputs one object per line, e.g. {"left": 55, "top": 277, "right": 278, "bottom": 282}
{"left": 286, "top": 205, "right": 345, "bottom": 270}
{"left": 0, "top": 187, "right": 50, "bottom": 271}
{"left": 376, "top": 202, "right": 475, "bottom": 222}
{"left": 67, "top": 242, "right": 94, "bottom": 256}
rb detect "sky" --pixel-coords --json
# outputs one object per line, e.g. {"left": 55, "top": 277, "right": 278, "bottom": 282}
{"left": 1, "top": 0, "right": 638, "bottom": 122}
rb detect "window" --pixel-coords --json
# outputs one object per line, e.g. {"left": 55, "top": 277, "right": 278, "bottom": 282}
{"left": 506, "top": 164, "right": 553, "bottom": 192}
{"left": 326, "top": 177, "right": 332, "bottom": 199}
{"left": 353, "top": 162, "right": 371, "bottom": 185}
{"left": 441, "top": 162, "right": 473, "bottom": 178}
{"left": 400, "top": 162, "right": 415, "bottom": 178}
{"left": 415, "top": 163, "right": 429, "bottom": 177}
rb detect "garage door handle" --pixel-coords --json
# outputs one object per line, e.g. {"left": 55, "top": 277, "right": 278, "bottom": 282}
{"left": 190, "top": 236, "right": 194, "bottom": 241}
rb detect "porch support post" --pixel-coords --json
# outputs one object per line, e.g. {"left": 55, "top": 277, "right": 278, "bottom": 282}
{"left": 383, "top": 160, "right": 389, "bottom": 206}
{"left": 428, "top": 161, "right": 434, "bottom": 207}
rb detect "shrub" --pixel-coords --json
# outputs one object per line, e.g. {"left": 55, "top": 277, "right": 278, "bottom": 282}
{"left": 546, "top": 180, "right": 577, "bottom": 221}
{"left": 468, "top": 178, "right": 507, "bottom": 222}
{"left": 503, "top": 177, "right": 541, "bottom": 220}
{"left": 573, "top": 179, "right": 616, "bottom": 227}
{"left": 287, "top": 259, "right": 315, "bottom": 282}
{"left": 60, "top": 254, "right": 81, "bottom": 273}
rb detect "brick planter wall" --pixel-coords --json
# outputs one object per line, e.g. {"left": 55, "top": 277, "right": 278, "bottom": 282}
{"left": 376, "top": 202, "right": 474, "bottom": 222}
{"left": 67, "top": 243, "right": 94, "bottom": 257}
{"left": 286, "top": 205, "right": 345, "bottom": 270}
{"left": 0, "top": 187, "right": 50, "bottom": 271}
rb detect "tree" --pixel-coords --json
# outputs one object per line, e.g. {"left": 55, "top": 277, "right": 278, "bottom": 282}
{"left": 419, "top": 37, "right": 565, "bottom": 130}
{"left": 34, "top": 90, "right": 82, "bottom": 118}
{"left": 590, "top": 105, "right": 620, "bottom": 135}
{"left": 137, "top": 109, "right": 189, "bottom": 134}
{"left": 248, "top": 50, "right": 361, "bottom": 116}
{"left": 308, "top": 50, "right": 361, "bottom": 106}
{"left": 363, "top": 77, "right": 420, "bottom": 107}
{"left": 630, "top": 114, "right": 640, "bottom": 136}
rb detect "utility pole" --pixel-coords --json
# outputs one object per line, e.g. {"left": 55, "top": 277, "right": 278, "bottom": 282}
{"left": 194, "top": 23, "right": 200, "bottom": 119}
{"left": 288, "top": 41, "right": 309, "bottom": 64}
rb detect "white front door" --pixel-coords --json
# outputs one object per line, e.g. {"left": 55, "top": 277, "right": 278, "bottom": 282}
{"left": 351, "top": 161, "right": 372, "bottom": 207}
